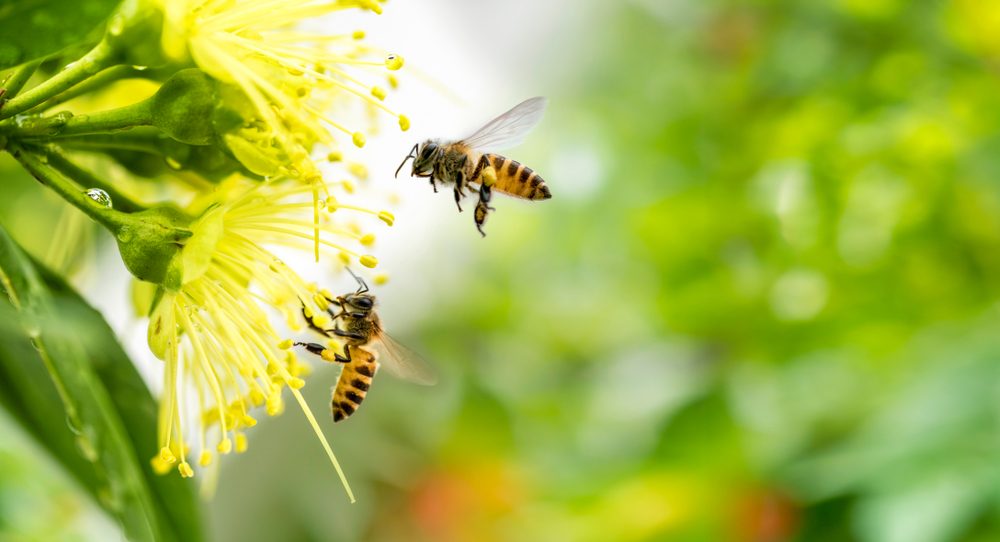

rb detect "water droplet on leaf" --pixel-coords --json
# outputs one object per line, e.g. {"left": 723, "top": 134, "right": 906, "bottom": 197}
{"left": 84, "top": 188, "right": 112, "bottom": 208}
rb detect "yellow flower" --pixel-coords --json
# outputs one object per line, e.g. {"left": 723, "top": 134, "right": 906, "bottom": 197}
{"left": 146, "top": 177, "right": 393, "bottom": 502}
{"left": 158, "top": 0, "right": 408, "bottom": 180}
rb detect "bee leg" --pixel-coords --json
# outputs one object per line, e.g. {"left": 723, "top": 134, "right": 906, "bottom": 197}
{"left": 294, "top": 342, "right": 350, "bottom": 363}
{"left": 453, "top": 187, "right": 463, "bottom": 212}
{"left": 474, "top": 199, "right": 494, "bottom": 237}
{"left": 333, "top": 328, "right": 367, "bottom": 341}
{"left": 430, "top": 177, "right": 438, "bottom": 193}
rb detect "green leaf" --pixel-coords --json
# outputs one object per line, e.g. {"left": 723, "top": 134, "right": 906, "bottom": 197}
{"left": 0, "top": 225, "right": 202, "bottom": 541}
{"left": 0, "top": 0, "right": 122, "bottom": 70}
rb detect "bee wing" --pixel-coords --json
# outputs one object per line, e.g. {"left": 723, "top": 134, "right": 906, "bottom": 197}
{"left": 371, "top": 333, "right": 438, "bottom": 386}
{"left": 461, "top": 97, "right": 548, "bottom": 152}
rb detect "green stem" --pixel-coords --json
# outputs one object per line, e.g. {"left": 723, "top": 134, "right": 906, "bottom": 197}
{"left": 1, "top": 60, "right": 42, "bottom": 99}
{"left": 1, "top": 99, "right": 153, "bottom": 139}
{"left": 8, "top": 145, "right": 129, "bottom": 234}
{"left": 37, "top": 145, "right": 146, "bottom": 213}
{"left": 0, "top": 40, "right": 120, "bottom": 120}
{"left": 29, "top": 64, "right": 135, "bottom": 112}
{"left": 44, "top": 128, "right": 167, "bottom": 154}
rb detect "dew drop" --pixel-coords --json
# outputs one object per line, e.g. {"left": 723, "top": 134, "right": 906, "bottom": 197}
{"left": 84, "top": 188, "right": 112, "bottom": 208}
{"left": 116, "top": 226, "right": 133, "bottom": 243}
{"left": 131, "top": 65, "right": 149, "bottom": 71}
{"left": 28, "top": 337, "right": 40, "bottom": 351}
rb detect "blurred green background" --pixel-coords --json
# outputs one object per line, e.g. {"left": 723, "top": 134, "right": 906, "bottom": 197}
{"left": 4, "top": 0, "right": 1000, "bottom": 541}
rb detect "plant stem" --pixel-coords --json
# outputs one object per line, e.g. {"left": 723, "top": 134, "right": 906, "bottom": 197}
{"left": 0, "top": 40, "right": 120, "bottom": 120}
{"left": 8, "top": 145, "right": 129, "bottom": 234}
{"left": 0, "top": 99, "right": 153, "bottom": 139}
{"left": 38, "top": 145, "right": 146, "bottom": 213}
{"left": 1, "top": 60, "right": 42, "bottom": 99}
{"left": 29, "top": 65, "right": 135, "bottom": 112}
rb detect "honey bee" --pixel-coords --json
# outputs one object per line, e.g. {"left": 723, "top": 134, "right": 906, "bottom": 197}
{"left": 295, "top": 270, "right": 436, "bottom": 422}
{"left": 395, "top": 97, "right": 551, "bottom": 236}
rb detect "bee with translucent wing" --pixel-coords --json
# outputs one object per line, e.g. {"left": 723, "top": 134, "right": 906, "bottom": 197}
{"left": 396, "top": 97, "right": 552, "bottom": 236}
{"left": 295, "top": 270, "right": 435, "bottom": 422}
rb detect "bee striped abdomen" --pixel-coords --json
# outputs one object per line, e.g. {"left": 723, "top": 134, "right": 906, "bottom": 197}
{"left": 484, "top": 153, "right": 551, "bottom": 200}
{"left": 331, "top": 346, "right": 378, "bottom": 422}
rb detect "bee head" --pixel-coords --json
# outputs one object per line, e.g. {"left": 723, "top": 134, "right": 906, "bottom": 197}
{"left": 343, "top": 292, "right": 375, "bottom": 312}
{"left": 411, "top": 140, "right": 439, "bottom": 176}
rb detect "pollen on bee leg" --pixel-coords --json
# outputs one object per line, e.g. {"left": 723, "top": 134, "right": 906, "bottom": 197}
{"left": 320, "top": 348, "right": 339, "bottom": 363}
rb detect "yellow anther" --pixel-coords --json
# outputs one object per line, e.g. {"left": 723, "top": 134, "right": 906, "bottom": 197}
{"left": 178, "top": 462, "right": 194, "bottom": 478}
{"left": 398, "top": 115, "right": 411, "bottom": 131}
{"left": 312, "top": 314, "right": 331, "bottom": 328}
{"left": 266, "top": 361, "right": 279, "bottom": 376}
{"left": 218, "top": 439, "right": 233, "bottom": 454}
{"left": 387, "top": 74, "right": 399, "bottom": 89}
{"left": 360, "top": 233, "right": 376, "bottom": 246}
{"left": 360, "top": 255, "right": 378, "bottom": 268}
{"left": 266, "top": 392, "right": 284, "bottom": 416}
{"left": 385, "top": 54, "right": 404, "bottom": 70}
{"left": 348, "top": 163, "right": 368, "bottom": 180}
{"left": 352, "top": 30, "right": 365, "bottom": 40}
{"left": 151, "top": 456, "right": 172, "bottom": 475}
{"left": 320, "top": 289, "right": 335, "bottom": 300}
{"left": 327, "top": 150, "right": 343, "bottom": 162}
{"left": 374, "top": 273, "right": 389, "bottom": 285}
{"left": 242, "top": 415, "right": 258, "bottom": 428}
{"left": 341, "top": 179, "right": 356, "bottom": 193}
{"left": 199, "top": 451, "right": 212, "bottom": 467}
{"left": 378, "top": 210, "right": 395, "bottom": 226}
{"left": 338, "top": 252, "right": 351, "bottom": 264}
{"left": 352, "top": 132, "right": 366, "bottom": 148}
{"left": 249, "top": 389, "right": 265, "bottom": 406}
{"left": 288, "top": 377, "right": 306, "bottom": 389}
{"left": 326, "top": 195, "right": 339, "bottom": 212}
{"left": 159, "top": 446, "right": 177, "bottom": 464}
{"left": 236, "top": 433, "right": 247, "bottom": 454}
{"left": 314, "top": 293, "right": 331, "bottom": 308}
{"left": 235, "top": 434, "right": 248, "bottom": 454}
{"left": 371, "top": 86, "right": 387, "bottom": 100}
{"left": 278, "top": 339, "right": 294, "bottom": 350}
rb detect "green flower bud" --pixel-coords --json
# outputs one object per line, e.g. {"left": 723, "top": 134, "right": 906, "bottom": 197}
{"left": 151, "top": 69, "right": 219, "bottom": 145}
{"left": 114, "top": 206, "right": 192, "bottom": 289}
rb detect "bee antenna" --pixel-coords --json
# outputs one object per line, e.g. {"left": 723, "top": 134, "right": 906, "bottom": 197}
{"left": 395, "top": 144, "right": 418, "bottom": 178}
{"left": 344, "top": 267, "right": 369, "bottom": 294}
